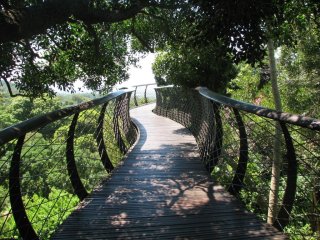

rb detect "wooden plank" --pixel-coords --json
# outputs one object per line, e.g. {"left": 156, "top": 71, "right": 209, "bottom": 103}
{"left": 52, "top": 104, "right": 287, "bottom": 240}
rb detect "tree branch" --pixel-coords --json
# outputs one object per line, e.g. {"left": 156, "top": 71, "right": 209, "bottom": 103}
{"left": 1, "top": 78, "right": 27, "bottom": 97}
{"left": 140, "top": 10, "right": 167, "bottom": 22}
{"left": 131, "top": 18, "right": 154, "bottom": 52}
{"left": 46, "top": 32, "right": 67, "bottom": 51}
{"left": 78, "top": 1, "right": 147, "bottom": 24}
{"left": 84, "top": 23, "right": 101, "bottom": 56}
{"left": 23, "top": 39, "right": 41, "bottom": 59}
{"left": 0, "top": 0, "right": 148, "bottom": 43}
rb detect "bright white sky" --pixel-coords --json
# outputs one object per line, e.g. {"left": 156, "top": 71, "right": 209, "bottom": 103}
{"left": 2, "top": 53, "right": 156, "bottom": 95}
{"left": 116, "top": 53, "right": 156, "bottom": 89}
{"left": 68, "top": 53, "right": 156, "bottom": 93}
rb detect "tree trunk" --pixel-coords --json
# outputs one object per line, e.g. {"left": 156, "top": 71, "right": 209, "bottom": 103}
{"left": 267, "top": 38, "right": 283, "bottom": 225}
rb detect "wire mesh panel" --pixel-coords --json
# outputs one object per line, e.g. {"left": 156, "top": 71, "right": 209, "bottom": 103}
{"left": 154, "top": 86, "right": 320, "bottom": 239}
{"left": 0, "top": 90, "right": 137, "bottom": 239}
{"left": 284, "top": 125, "right": 320, "bottom": 237}
{"left": 1, "top": 117, "right": 77, "bottom": 239}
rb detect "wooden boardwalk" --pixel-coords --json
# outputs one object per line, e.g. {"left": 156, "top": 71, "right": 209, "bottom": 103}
{"left": 52, "top": 104, "right": 286, "bottom": 239}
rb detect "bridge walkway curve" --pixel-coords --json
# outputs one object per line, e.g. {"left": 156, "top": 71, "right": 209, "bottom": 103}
{"left": 52, "top": 104, "right": 286, "bottom": 239}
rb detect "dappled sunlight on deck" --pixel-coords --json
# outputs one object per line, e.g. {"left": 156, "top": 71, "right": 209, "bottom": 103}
{"left": 52, "top": 104, "right": 286, "bottom": 239}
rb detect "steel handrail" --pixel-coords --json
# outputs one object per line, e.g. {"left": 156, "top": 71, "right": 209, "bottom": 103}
{"left": 0, "top": 89, "right": 134, "bottom": 145}
{"left": 152, "top": 85, "right": 320, "bottom": 236}
{"left": 198, "top": 87, "right": 320, "bottom": 131}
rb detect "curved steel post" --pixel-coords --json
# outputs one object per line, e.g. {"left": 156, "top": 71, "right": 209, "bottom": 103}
{"left": 118, "top": 94, "right": 130, "bottom": 141}
{"left": 154, "top": 89, "right": 164, "bottom": 116}
{"left": 273, "top": 122, "right": 297, "bottom": 231}
{"left": 66, "top": 112, "right": 88, "bottom": 200}
{"left": 144, "top": 85, "right": 148, "bottom": 103}
{"left": 121, "top": 93, "right": 137, "bottom": 146}
{"left": 9, "top": 135, "right": 39, "bottom": 239}
{"left": 200, "top": 99, "right": 213, "bottom": 169}
{"left": 228, "top": 108, "right": 249, "bottom": 196}
{"left": 96, "top": 103, "right": 114, "bottom": 172}
{"left": 134, "top": 86, "right": 138, "bottom": 106}
{"left": 206, "top": 102, "right": 223, "bottom": 172}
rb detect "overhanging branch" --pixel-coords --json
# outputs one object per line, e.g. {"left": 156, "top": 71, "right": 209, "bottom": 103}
{"left": 0, "top": 0, "right": 148, "bottom": 43}
{"left": 131, "top": 18, "right": 154, "bottom": 52}
{"left": 1, "top": 78, "right": 27, "bottom": 97}
{"left": 84, "top": 23, "right": 101, "bottom": 56}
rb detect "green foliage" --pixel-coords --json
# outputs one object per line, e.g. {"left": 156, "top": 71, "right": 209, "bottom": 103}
{"left": 285, "top": 223, "right": 319, "bottom": 240}
{"left": 0, "top": 188, "right": 78, "bottom": 239}
{"left": 28, "top": 189, "right": 78, "bottom": 239}
{"left": 0, "top": 1, "right": 319, "bottom": 238}
{"left": 153, "top": 44, "right": 237, "bottom": 92}
{"left": 228, "top": 64, "right": 261, "bottom": 102}
{"left": 0, "top": 92, "right": 136, "bottom": 238}
{"left": 224, "top": 7, "right": 320, "bottom": 233}
{"left": 225, "top": 15, "right": 320, "bottom": 236}
{"left": 227, "top": 63, "right": 276, "bottom": 109}
{"left": 189, "top": 0, "right": 283, "bottom": 64}
{"left": 278, "top": 19, "right": 320, "bottom": 118}
{"left": 0, "top": 21, "right": 136, "bottom": 97}
{"left": 272, "top": 0, "right": 319, "bottom": 48}
{"left": 0, "top": 0, "right": 302, "bottom": 97}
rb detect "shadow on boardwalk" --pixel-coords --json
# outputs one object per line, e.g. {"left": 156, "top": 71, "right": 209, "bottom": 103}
{"left": 52, "top": 104, "right": 286, "bottom": 239}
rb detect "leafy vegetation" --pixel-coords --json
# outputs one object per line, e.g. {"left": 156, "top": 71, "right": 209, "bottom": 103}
{"left": 222, "top": 14, "right": 320, "bottom": 237}
{"left": 0, "top": 0, "right": 319, "bottom": 239}
{"left": 0, "top": 0, "right": 295, "bottom": 97}
{"left": 152, "top": 43, "right": 237, "bottom": 92}
{"left": 0, "top": 89, "right": 137, "bottom": 239}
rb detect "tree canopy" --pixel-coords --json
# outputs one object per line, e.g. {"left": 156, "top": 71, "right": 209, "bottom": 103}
{"left": 0, "top": 0, "right": 318, "bottom": 97}
{"left": 152, "top": 43, "right": 237, "bottom": 92}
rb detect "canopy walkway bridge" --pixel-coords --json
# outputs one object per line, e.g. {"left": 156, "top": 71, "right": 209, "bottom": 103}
{"left": 0, "top": 85, "right": 319, "bottom": 239}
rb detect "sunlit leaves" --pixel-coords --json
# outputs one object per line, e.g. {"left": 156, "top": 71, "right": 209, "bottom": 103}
{"left": 152, "top": 43, "right": 237, "bottom": 92}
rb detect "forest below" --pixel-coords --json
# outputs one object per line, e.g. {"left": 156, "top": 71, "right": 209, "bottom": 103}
{"left": 0, "top": 0, "right": 319, "bottom": 239}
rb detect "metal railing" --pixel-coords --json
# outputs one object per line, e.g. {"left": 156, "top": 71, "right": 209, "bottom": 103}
{"left": 131, "top": 83, "right": 157, "bottom": 106}
{"left": 153, "top": 86, "right": 320, "bottom": 239}
{"left": 0, "top": 90, "right": 138, "bottom": 239}
{"left": 2, "top": 84, "right": 319, "bottom": 239}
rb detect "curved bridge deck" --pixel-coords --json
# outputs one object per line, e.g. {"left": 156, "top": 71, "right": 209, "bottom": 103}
{"left": 52, "top": 104, "right": 286, "bottom": 239}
